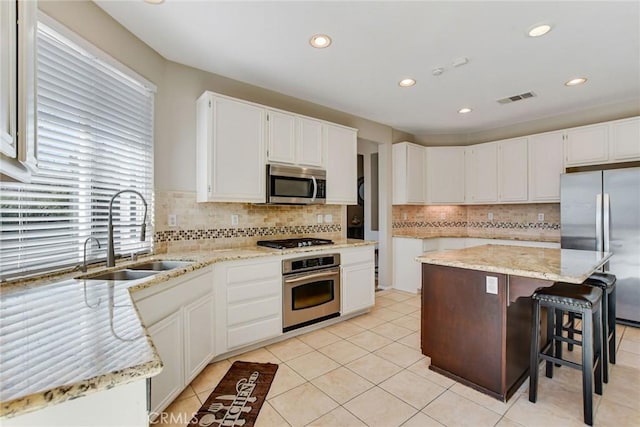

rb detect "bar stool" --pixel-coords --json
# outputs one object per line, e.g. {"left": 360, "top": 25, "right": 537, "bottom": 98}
{"left": 566, "top": 273, "right": 617, "bottom": 383}
{"left": 529, "top": 282, "right": 603, "bottom": 426}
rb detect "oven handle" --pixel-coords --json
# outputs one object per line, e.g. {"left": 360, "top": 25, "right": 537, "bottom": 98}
{"left": 283, "top": 269, "right": 339, "bottom": 284}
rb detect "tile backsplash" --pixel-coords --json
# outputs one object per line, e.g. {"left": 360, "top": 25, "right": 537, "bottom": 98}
{"left": 393, "top": 204, "right": 560, "bottom": 242}
{"left": 154, "top": 191, "right": 344, "bottom": 253}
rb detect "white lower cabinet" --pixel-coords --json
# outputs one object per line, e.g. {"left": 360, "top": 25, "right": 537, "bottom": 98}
{"left": 184, "top": 294, "right": 215, "bottom": 383}
{"left": 340, "top": 246, "right": 375, "bottom": 315}
{"left": 392, "top": 237, "right": 424, "bottom": 294}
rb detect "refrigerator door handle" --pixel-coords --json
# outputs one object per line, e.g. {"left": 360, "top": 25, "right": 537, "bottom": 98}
{"left": 603, "top": 193, "right": 610, "bottom": 252}
{"left": 596, "top": 193, "right": 603, "bottom": 252}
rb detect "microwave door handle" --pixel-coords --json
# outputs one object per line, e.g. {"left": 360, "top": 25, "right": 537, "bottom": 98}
{"left": 311, "top": 176, "right": 318, "bottom": 202}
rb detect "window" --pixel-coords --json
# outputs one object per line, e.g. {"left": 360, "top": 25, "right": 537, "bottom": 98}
{"left": 0, "top": 15, "right": 155, "bottom": 281}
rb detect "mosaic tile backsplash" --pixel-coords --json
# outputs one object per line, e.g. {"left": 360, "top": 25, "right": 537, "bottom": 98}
{"left": 154, "top": 191, "right": 344, "bottom": 253}
{"left": 393, "top": 204, "right": 560, "bottom": 242}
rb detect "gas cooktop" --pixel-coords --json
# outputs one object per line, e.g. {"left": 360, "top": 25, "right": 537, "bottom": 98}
{"left": 257, "top": 238, "right": 334, "bottom": 249}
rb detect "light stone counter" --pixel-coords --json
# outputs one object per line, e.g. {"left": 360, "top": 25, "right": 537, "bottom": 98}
{"left": 416, "top": 244, "right": 611, "bottom": 283}
{"left": 0, "top": 239, "right": 375, "bottom": 419}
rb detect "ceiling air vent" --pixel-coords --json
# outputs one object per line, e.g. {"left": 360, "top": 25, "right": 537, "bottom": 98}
{"left": 497, "top": 91, "right": 537, "bottom": 104}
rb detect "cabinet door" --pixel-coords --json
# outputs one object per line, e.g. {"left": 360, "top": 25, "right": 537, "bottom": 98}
{"left": 148, "top": 311, "right": 184, "bottom": 414}
{"left": 267, "top": 110, "right": 296, "bottom": 164}
{"left": 498, "top": 138, "right": 528, "bottom": 202}
{"left": 209, "top": 95, "right": 266, "bottom": 202}
{"left": 342, "top": 263, "right": 375, "bottom": 315}
{"left": 0, "top": 0, "right": 17, "bottom": 159}
{"left": 528, "top": 131, "right": 564, "bottom": 202}
{"left": 427, "top": 147, "right": 465, "bottom": 204}
{"left": 392, "top": 238, "right": 423, "bottom": 294}
{"left": 184, "top": 294, "right": 215, "bottom": 384}
{"left": 297, "top": 117, "right": 323, "bottom": 167}
{"left": 565, "top": 123, "right": 609, "bottom": 166}
{"left": 325, "top": 124, "right": 357, "bottom": 204}
{"left": 406, "top": 143, "right": 426, "bottom": 203}
{"left": 610, "top": 117, "right": 640, "bottom": 161}
{"left": 467, "top": 143, "right": 498, "bottom": 203}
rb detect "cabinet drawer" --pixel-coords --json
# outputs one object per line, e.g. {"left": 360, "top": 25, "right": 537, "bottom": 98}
{"left": 227, "top": 278, "right": 281, "bottom": 303}
{"left": 340, "top": 247, "right": 374, "bottom": 266}
{"left": 227, "top": 316, "right": 281, "bottom": 349}
{"left": 228, "top": 296, "right": 280, "bottom": 326}
{"left": 226, "top": 261, "right": 281, "bottom": 284}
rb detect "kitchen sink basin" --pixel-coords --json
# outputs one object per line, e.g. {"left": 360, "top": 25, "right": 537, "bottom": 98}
{"left": 128, "top": 261, "right": 193, "bottom": 271}
{"left": 87, "top": 270, "right": 158, "bottom": 281}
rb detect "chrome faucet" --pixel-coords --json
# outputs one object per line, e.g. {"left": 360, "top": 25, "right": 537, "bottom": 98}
{"left": 107, "top": 190, "right": 148, "bottom": 267}
{"left": 80, "top": 237, "right": 102, "bottom": 272}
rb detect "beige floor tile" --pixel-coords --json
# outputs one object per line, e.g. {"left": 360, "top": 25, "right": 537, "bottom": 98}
{"left": 595, "top": 397, "right": 640, "bottom": 426}
{"left": 494, "top": 417, "right": 526, "bottom": 427}
{"left": 286, "top": 351, "right": 340, "bottom": 380}
{"left": 267, "top": 337, "right": 314, "bottom": 362}
{"left": 619, "top": 338, "right": 640, "bottom": 355}
{"left": 391, "top": 315, "right": 421, "bottom": 331}
{"left": 297, "top": 329, "right": 341, "bottom": 349}
{"left": 616, "top": 349, "right": 640, "bottom": 369}
{"left": 311, "top": 366, "right": 374, "bottom": 404}
{"left": 601, "top": 364, "right": 640, "bottom": 410}
{"left": 154, "top": 395, "right": 201, "bottom": 427}
{"left": 408, "top": 310, "right": 422, "bottom": 319}
{"left": 369, "top": 307, "right": 407, "bottom": 322}
{"left": 265, "top": 363, "right": 307, "bottom": 399}
{"left": 450, "top": 382, "right": 517, "bottom": 415}
{"left": 423, "top": 390, "right": 502, "bottom": 427}
{"left": 622, "top": 325, "right": 640, "bottom": 342}
{"left": 190, "top": 359, "right": 232, "bottom": 393}
{"left": 405, "top": 296, "right": 422, "bottom": 308}
{"left": 317, "top": 339, "right": 369, "bottom": 365}
{"left": 386, "top": 302, "right": 419, "bottom": 315}
{"left": 324, "top": 320, "right": 365, "bottom": 338}
{"left": 344, "top": 386, "right": 418, "bottom": 427}
{"left": 370, "top": 322, "right": 413, "bottom": 340}
{"left": 228, "top": 347, "right": 282, "bottom": 364}
{"left": 348, "top": 330, "right": 393, "bottom": 351}
{"left": 382, "top": 291, "right": 414, "bottom": 302}
{"left": 308, "top": 406, "right": 366, "bottom": 426}
{"left": 174, "top": 385, "right": 196, "bottom": 401}
{"left": 346, "top": 353, "right": 403, "bottom": 384}
{"left": 380, "top": 370, "right": 446, "bottom": 409}
{"left": 407, "top": 359, "right": 455, "bottom": 388}
{"left": 374, "top": 342, "right": 424, "bottom": 368}
{"left": 400, "top": 412, "right": 444, "bottom": 427}
{"left": 254, "top": 401, "right": 291, "bottom": 427}
{"left": 349, "top": 313, "right": 387, "bottom": 329}
{"left": 374, "top": 295, "right": 397, "bottom": 308}
{"left": 269, "top": 383, "right": 338, "bottom": 427}
{"left": 397, "top": 332, "right": 420, "bottom": 350}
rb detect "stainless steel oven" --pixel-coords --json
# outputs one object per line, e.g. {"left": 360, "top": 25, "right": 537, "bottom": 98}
{"left": 282, "top": 253, "right": 340, "bottom": 332}
{"left": 267, "top": 164, "right": 326, "bottom": 205}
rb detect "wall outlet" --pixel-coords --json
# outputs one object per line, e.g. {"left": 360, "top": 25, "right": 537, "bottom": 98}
{"left": 317, "top": 214, "right": 323, "bottom": 224}
{"left": 403, "top": 212, "right": 408, "bottom": 220}
{"left": 538, "top": 213, "right": 545, "bottom": 222}
{"left": 324, "top": 214, "right": 333, "bottom": 223}
{"left": 486, "top": 276, "right": 498, "bottom": 294}
{"left": 167, "top": 214, "right": 177, "bottom": 227}
{"left": 488, "top": 212, "right": 494, "bottom": 221}
{"left": 231, "top": 214, "right": 239, "bottom": 226}
{"left": 440, "top": 212, "right": 446, "bottom": 220}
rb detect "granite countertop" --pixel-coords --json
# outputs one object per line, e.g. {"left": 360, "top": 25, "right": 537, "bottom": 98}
{"left": 393, "top": 234, "right": 560, "bottom": 243}
{"left": 0, "top": 239, "right": 375, "bottom": 419}
{"left": 416, "top": 244, "right": 612, "bottom": 283}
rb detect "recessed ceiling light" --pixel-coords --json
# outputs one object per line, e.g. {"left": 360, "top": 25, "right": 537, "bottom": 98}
{"left": 458, "top": 107, "right": 472, "bottom": 114}
{"left": 310, "top": 34, "right": 332, "bottom": 48}
{"left": 528, "top": 24, "right": 552, "bottom": 37}
{"left": 565, "top": 77, "right": 588, "bottom": 86}
{"left": 399, "top": 78, "right": 416, "bottom": 87}
{"left": 144, "top": 0, "right": 165, "bottom": 4}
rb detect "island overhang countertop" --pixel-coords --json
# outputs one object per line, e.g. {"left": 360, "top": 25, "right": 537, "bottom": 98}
{"left": 416, "top": 244, "right": 612, "bottom": 284}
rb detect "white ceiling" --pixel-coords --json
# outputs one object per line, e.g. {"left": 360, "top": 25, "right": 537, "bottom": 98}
{"left": 95, "top": 1, "right": 640, "bottom": 136}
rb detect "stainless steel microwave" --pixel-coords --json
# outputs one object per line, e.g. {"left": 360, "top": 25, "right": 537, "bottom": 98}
{"left": 266, "top": 164, "right": 326, "bottom": 205}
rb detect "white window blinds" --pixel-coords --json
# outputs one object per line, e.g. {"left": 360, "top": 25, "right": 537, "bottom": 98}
{"left": 0, "top": 19, "right": 154, "bottom": 281}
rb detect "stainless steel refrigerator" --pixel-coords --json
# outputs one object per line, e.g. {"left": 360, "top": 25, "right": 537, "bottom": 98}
{"left": 561, "top": 167, "right": 640, "bottom": 325}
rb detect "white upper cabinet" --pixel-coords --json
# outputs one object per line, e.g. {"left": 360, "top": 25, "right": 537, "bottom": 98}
{"left": 324, "top": 123, "right": 358, "bottom": 205}
{"left": 610, "top": 117, "right": 640, "bottom": 161}
{"left": 1, "top": 0, "right": 37, "bottom": 183}
{"left": 266, "top": 110, "right": 324, "bottom": 167}
{"left": 528, "top": 131, "right": 564, "bottom": 202}
{"left": 466, "top": 142, "right": 498, "bottom": 203}
{"left": 392, "top": 142, "right": 426, "bottom": 205}
{"left": 564, "top": 123, "right": 609, "bottom": 166}
{"left": 498, "top": 137, "right": 528, "bottom": 202}
{"left": 196, "top": 92, "right": 266, "bottom": 203}
{"left": 426, "top": 147, "right": 465, "bottom": 204}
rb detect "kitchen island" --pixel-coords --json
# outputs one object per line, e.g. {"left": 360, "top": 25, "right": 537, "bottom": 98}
{"left": 416, "top": 244, "right": 611, "bottom": 402}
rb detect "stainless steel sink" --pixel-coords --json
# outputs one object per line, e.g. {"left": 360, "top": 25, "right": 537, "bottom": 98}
{"left": 128, "top": 261, "right": 193, "bottom": 271}
{"left": 87, "top": 270, "right": 158, "bottom": 281}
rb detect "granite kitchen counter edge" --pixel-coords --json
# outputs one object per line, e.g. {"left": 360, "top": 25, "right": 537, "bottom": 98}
{"left": 0, "top": 239, "right": 375, "bottom": 419}
{"left": 392, "top": 234, "right": 560, "bottom": 243}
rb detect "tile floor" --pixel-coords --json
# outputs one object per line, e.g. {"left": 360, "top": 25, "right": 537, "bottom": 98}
{"left": 155, "top": 289, "right": 640, "bottom": 427}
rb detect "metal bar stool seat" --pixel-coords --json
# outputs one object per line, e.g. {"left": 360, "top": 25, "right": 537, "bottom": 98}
{"left": 530, "top": 282, "right": 604, "bottom": 426}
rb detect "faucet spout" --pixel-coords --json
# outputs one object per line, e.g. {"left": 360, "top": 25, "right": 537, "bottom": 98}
{"left": 80, "top": 237, "right": 102, "bottom": 273}
{"left": 107, "top": 190, "right": 148, "bottom": 267}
